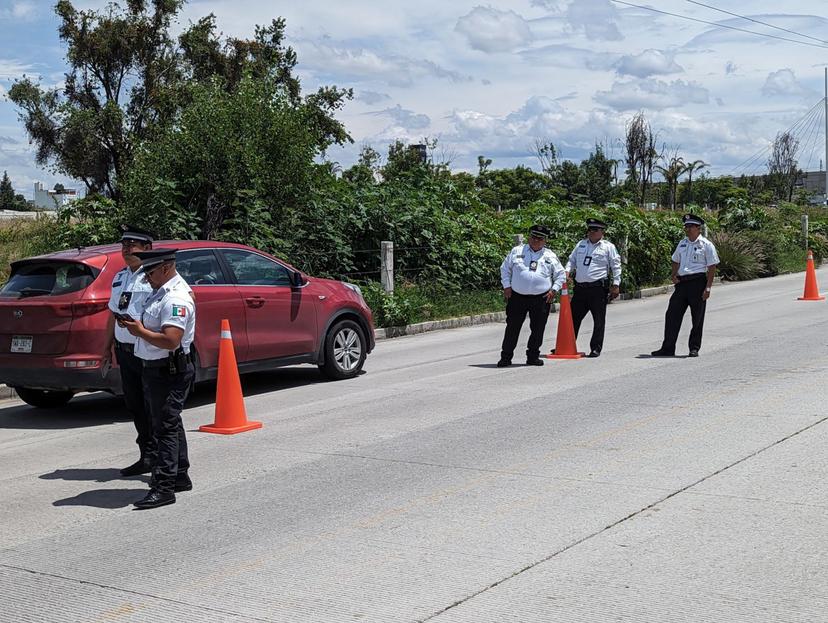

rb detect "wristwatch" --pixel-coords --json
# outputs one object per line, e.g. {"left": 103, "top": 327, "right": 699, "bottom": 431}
{"left": 705, "top": 287, "right": 711, "bottom": 292}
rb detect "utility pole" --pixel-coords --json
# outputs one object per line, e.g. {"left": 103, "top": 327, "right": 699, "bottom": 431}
{"left": 824, "top": 67, "right": 827, "bottom": 204}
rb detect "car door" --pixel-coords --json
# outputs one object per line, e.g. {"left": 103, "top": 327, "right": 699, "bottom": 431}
{"left": 219, "top": 248, "right": 317, "bottom": 361}
{"left": 176, "top": 248, "right": 248, "bottom": 368}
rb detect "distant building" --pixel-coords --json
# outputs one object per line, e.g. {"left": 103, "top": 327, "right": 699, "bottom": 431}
{"left": 794, "top": 170, "right": 827, "bottom": 204}
{"left": 33, "top": 182, "right": 79, "bottom": 211}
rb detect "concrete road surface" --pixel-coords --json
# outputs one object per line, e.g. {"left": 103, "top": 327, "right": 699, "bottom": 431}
{"left": 1, "top": 268, "right": 827, "bottom": 623}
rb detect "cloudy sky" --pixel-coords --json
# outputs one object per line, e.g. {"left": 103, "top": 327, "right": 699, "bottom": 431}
{"left": 1, "top": 0, "right": 827, "bottom": 197}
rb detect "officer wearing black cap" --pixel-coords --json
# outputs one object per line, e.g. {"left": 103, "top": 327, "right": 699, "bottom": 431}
{"left": 652, "top": 214, "right": 719, "bottom": 358}
{"left": 498, "top": 224, "right": 565, "bottom": 367}
{"left": 103, "top": 225, "right": 155, "bottom": 477}
{"left": 120, "top": 248, "right": 196, "bottom": 509}
{"left": 563, "top": 218, "right": 622, "bottom": 358}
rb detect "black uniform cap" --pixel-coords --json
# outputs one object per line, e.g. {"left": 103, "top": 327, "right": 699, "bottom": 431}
{"left": 586, "top": 218, "right": 607, "bottom": 229}
{"left": 529, "top": 224, "right": 551, "bottom": 239}
{"left": 120, "top": 224, "right": 155, "bottom": 244}
{"left": 682, "top": 213, "right": 704, "bottom": 226}
{"left": 133, "top": 248, "right": 177, "bottom": 271}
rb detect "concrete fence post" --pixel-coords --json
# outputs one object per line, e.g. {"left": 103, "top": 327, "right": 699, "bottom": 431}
{"left": 802, "top": 214, "right": 809, "bottom": 250}
{"left": 513, "top": 234, "right": 524, "bottom": 246}
{"left": 381, "top": 241, "right": 394, "bottom": 293}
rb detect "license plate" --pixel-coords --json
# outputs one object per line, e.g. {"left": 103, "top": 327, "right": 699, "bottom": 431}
{"left": 11, "top": 335, "right": 32, "bottom": 353}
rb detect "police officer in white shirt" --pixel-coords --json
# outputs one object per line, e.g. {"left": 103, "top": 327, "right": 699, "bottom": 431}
{"left": 121, "top": 249, "right": 196, "bottom": 509}
{"left": 564, "top": 218, "right": 622, "bottom": 358}
{"left": 103, "top": 225, "right": 155, "bottom": 477}
{"left": 652, "top": 213, "right": 720, "bottom": 358}
{"left": 498, "top": 225, "right": 565, "bottom": 367}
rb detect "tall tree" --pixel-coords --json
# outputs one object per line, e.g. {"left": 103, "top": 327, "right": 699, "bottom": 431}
{"left": 624, "top": 112, "right": 659, "bottom": 207}
{"left": 767, "top": 131, "right": 800, "bottom": 201}
{"left": 655, "top": 150, "right": 687, "bottom": 210}
{"left": 683, "top": 159, "right": 708, "bottom": 204}
{"left": 9, "top": 2, "right": 351, "bottom": 201}
{"left": 0, "top": 171, "right": 15, "bottom": 210}
{"left": 579, "top": 143, "right": 614, "bottom": 205}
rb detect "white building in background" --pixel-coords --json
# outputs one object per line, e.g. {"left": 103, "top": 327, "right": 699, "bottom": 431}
{"left": 33, "top": 182, "right": 79, "bottom": 211}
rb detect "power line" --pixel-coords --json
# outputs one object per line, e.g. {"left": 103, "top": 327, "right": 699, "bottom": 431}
{"left": 685, "top": 0, "right": 828, "bottom": 45}
{"left": 610, "top": 0, "right": 828, "bottom": 50}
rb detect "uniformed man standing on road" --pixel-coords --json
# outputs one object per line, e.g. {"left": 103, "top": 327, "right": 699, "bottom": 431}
{"left": 121, "top": 249, "right": 196, "bottom": 510}
{"left": 564, "top": 218, "right": 622, "bottom": 358}
{"left": 103, "top": 225, "right": 155, "bottom": 477}
{"left": 498, "top": 225, "right": 565, "bottom": 367}
{"left": 651, "top": 214, "right": 719, "bottom": 358}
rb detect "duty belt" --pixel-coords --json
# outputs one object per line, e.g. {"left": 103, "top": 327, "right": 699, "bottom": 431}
{"left": 574, "top": 280, "right": 608, "bottom": 289}
{"left": 678, "top": 273, "right": 706, "bottom": 282}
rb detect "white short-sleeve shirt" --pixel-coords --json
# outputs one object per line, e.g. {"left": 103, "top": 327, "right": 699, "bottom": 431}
{"left": 107, "top": 266, "right": 153, "bottom": 344}
{"left": 564, "top": 238, "right": 622, "bottom": 286}
{"left": 672, "top": 235, "right": 719, "bottom": 276}
{"left": 500, "top": 244, "right": 566, "bottom": 295}
{"left": 135, "top": 273, "right": 196, "bottom": 361}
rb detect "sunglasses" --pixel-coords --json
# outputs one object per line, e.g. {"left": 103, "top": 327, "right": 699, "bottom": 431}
{"left": 587, "top": 226, "right": 602, "bottom": 232}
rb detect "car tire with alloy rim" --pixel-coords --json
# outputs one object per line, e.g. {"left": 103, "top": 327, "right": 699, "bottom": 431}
{"left": 15, "top": 387, "right": 75, "bottom": 409}
{"left": 319, "top": 319, "right": 366, "bottom": 380}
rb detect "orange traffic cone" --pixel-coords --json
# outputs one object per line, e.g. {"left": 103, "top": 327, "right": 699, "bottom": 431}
{"left": 199, "top": 319, "right": 263, "bottom": 434}
{"left": 798, "top": 250, "right": 825, "bottom": 301}
{"left": 547, "top": 284, "right": 585, "bottom": 359}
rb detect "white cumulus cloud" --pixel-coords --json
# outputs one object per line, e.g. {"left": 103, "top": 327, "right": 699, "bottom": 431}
{"left": 616, "top": 49, "right": 683, "bottom": 78}
{"left": 366, "top": 104, "right": 431, "bottom": 130}
{"left": 761, "top": 68, "right": 812, "bottom": 98}
{"left": 455, "top": 6, "right": 533, "bottom": 53}
{"left": 595, "top": 79, "right": 709, "bottom": 110}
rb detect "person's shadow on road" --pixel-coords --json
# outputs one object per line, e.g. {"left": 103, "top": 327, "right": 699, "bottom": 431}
{"left": 40, "top": 468, "right": 150, "bottom": 484}
{"left": 53, "top": 488, "right": 143, "bottom": 509}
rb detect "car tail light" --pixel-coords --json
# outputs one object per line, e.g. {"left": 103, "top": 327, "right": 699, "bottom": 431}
{"left": 72, "top": 300, "right": 110, "bottom": 317}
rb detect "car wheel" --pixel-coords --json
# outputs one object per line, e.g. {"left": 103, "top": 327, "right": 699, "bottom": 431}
{"left": 320, "top": 319, "right": 367, "bottom": 380}
{"left": 15, "top": 387, "right": 75, "bottom": 409}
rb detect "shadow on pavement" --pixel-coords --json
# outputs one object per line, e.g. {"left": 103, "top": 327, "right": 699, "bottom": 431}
{"left": 467, "top": 364, "right": 503, "bottom": 369}
{"left": 0, "top": 393, "right": 129, "bottom": 430}
{"left": 40, "top": 468, "right": 150, "bottom": 484}
{"left": 0, "top": 366, "right": 341, "bottom": 430}
{"left": 636, "top": 354, "right": 689, "bottom": 359}
{"left": 53, "top": 488, "right": 143, "bottom": 509}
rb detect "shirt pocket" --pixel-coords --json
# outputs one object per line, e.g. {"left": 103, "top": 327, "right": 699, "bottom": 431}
{"left": 692, "top": 247, "right": 705, "bottom": 263}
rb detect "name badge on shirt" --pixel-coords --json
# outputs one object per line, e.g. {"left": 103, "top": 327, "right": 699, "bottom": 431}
{"left": 529, "top": 260, "right": 538, "bottom": 271}
{"left": 118, "top": 292, "right": 132, "bottom": 310}
{"left": 583, "top": 256, "right": 592, "bottom": 266}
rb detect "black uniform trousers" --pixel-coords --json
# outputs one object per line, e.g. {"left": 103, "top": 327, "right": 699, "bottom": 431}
{"left": 500, "top": 292, "right": 551, "bottom": 362}
{"left": 142, "top": 362, "right": 194, "bottom": 494}
{"left": 114, "top": 343, "right": 154, "bottom": 460}
{"left": 570, "top": 281, "right": 609, "bottom": 353}
{"left": 660, "top": 274, "right": 707, "bottom": 354}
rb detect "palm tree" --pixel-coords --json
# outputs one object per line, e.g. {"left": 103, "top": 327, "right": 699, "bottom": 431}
{"left": 655, "top": 156, "right": 687, "bottom": 210}
{"left": 684, "top": 159, "right": 709, "bottom": 205}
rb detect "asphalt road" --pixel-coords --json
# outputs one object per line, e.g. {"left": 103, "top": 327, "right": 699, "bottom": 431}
{"left": 1, "top": 268, "right": 827, "bottom": 623}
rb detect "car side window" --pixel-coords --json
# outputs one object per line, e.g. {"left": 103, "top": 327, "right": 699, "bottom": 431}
{"left": 176, "top": 250, "right": 226, "bottom": 285}
{"left": 221, "top": 249, "right": 291, "bottom": 286}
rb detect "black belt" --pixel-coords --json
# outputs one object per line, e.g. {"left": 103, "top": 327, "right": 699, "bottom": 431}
{"left": 575, "top": 280, "right": 608, "bottom": 289}
{"left": 511, "top": 291, "right": 548, "bottom": 298}
{"left": 142, "top": 354, "right": 193, "bottom": 368}
{"left": 114, "top": 341, "right": 135, "bottom": 354}
{"left": 678, "top": 273, "right": 706, "bottom": 282}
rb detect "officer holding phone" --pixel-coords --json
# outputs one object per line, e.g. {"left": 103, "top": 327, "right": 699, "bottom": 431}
{"left": 104, "top": 225, "right": 154, "bottom": 477}
{"left": 121, "top": 248, "right": 196, "bottom": 510}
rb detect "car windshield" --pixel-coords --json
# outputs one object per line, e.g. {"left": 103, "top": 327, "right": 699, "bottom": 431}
{"left": 0, "top": 261, "right": 99, "bottom": 298}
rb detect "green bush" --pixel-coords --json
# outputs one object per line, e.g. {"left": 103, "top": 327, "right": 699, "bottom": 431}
{"left": 710, "top": 232, "right": 766, "bottom": 281}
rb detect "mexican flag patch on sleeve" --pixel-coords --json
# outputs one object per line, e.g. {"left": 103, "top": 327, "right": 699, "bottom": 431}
{"left": 172, "top": 304, "right": 187, "bottom": 318}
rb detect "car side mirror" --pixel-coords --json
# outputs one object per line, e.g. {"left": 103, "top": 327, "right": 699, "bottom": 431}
{"left": 290, "top": 271, "right": 305, "bottom": 287}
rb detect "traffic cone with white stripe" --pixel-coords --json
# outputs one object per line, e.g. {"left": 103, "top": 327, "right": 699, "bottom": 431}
{"left": 547, "top": 284, "right": 585, "bottom": 359}
{"left": 199, "top": 319, "right": 262, "bottom": 434}
{"left": 797, "top": 250, "right": 825, "bottom": 301}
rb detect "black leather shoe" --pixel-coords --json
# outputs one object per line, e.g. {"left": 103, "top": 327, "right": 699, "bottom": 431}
{"left": 134, "top": 490, "right": 175, "bottom": 510}
{"left": 587, "top": 350, "right": 601, "bottom": 358}
{"left": 496, "top": 359, "right": 511, "bottom": 368}
{"left": 688, "top": 350, "right": 699, "bottom": 357}
{"left": 525, "top": 359, "right": 544, "bottom": 366}
{"left": 650, "top": 349, "right": 675, "bottom": 357}
{"left": 174, "top": 475, "right": 193, "bottom": 492}
{"left": 120, "top": 459, "right": 152, "bottom": 477}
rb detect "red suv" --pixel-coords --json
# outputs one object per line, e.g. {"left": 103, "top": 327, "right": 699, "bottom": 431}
{"left": 0, "top": 241, "right": 375, "bottom": 407}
